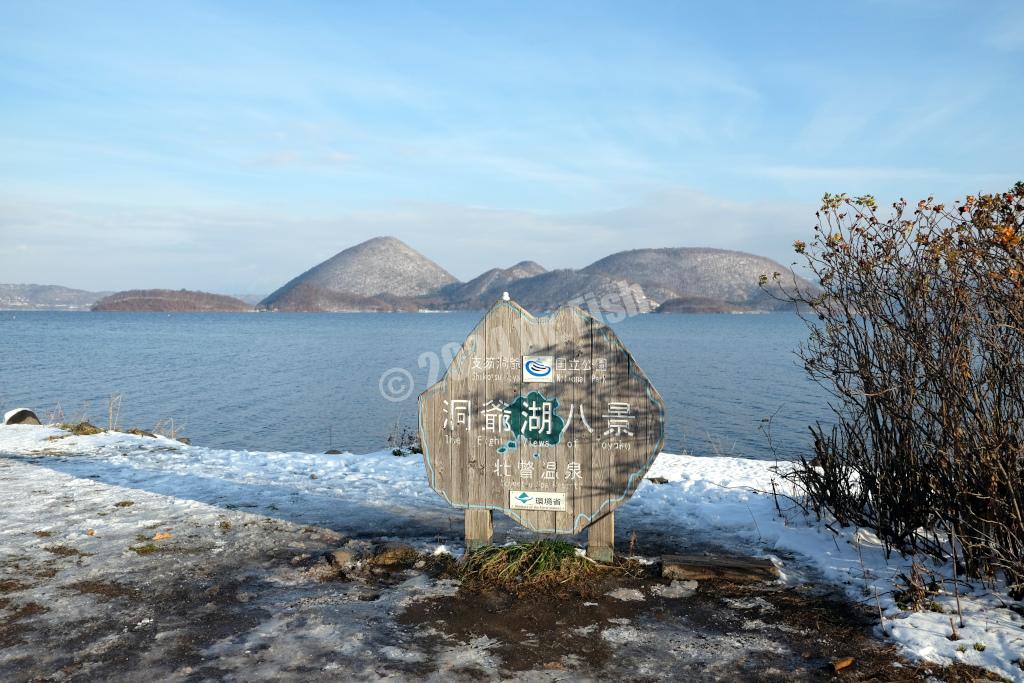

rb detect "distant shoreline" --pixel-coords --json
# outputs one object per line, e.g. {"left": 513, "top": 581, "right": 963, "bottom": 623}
{"left": 1, "top": 307, "right": 796, "bottom": 315}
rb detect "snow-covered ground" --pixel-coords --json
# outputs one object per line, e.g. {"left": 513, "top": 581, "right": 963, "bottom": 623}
{"left": 1, "top": 425, "right": 1021, "bottom": 680}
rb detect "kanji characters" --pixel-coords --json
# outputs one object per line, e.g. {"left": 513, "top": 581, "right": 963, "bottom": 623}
{"left": 443, "top": 399, "right": 472, "bottom": 431}
{"left": 602, "top": 401, "right": 635, "bottom": 436}
{"left": 565, "top": 403, "right": 593, "bottom": 433}
{"left": 479, "top": 399, "right": 511, "bottom": 432}
{"left": 541, "top": 462, "right": 557, "bottom": 480}
{"left": 524, "top": 400, "right": 553, "bottom": 435}
{"left": 565, "top": 461, "right": 582, "bottom": 480}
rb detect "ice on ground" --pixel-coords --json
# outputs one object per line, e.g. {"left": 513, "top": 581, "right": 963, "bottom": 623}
{"left": 652, "top": 580, "right": 698, "bottom": 599}
{"left": 723, "top": 596, "right": 775, "bottom": 612}
{"left": 1, "top": 424, "right": 1022, "bottom": 681}
{"left": 601, "top": 625, "right": 643, "bottom": 644}
{"left": 605, "top": 587, "right": 645, "bottom": 601}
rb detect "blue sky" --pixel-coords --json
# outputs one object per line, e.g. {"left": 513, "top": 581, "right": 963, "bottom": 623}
{"left": 1, "top": 1, "right": 1021, "bottom": 293}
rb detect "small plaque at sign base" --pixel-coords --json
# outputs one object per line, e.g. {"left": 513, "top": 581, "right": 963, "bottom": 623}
{"left": 509, "top": 490, "right": 566, "bottom": 511}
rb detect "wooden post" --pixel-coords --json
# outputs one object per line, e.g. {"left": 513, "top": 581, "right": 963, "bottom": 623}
{"left": 586, "top": 511, "right": 614, "bottom": 563}
{"left": 465, "top": 509, "right": 493, "bottom": 550}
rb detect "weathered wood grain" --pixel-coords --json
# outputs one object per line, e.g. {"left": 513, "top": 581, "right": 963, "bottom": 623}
{"left": 661, "top": 554, "right": 781, "bottom": 583}
{"left": 418, "top": 297, "right": 665, "bottom": 541}
{"left": 465, "top": 509, "right": 493, "bottom": 550}
{"left": 586, "top": 512, "right": 614, "bottom": 563}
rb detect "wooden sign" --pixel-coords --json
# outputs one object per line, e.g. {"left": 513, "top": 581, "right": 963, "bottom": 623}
{"left": 418, "top": 296, "right": 666, "bottom": 561}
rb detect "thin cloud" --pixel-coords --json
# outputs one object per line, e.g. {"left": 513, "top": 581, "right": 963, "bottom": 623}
{"left": 985, "top": 10, "right": 1024, "bottom": 51}
{"left": 250, "top": 150, "right": 355, "bottom": 168}
{"left": 0, "top": 189, "right": 814, "bottom": 292}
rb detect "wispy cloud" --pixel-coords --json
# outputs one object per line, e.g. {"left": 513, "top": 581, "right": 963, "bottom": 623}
{"left": 746, "top": 166, "right": 1017, "bottom": 197}
{"left": 249, "top": 150, "right": 355, "bottom": 169}
{"left": 985, "top": 8, "right": 1024, "bottom": 51}
{"left": 0, "top": 189, "right": 814, "bottom": 292}
{"left": 0, "top": 0, "right": 1020, "bottom": 293}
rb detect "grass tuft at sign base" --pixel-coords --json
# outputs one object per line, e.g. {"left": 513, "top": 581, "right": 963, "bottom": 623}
{"left": 459, "top": 540, "right": 606, "bottom": 594}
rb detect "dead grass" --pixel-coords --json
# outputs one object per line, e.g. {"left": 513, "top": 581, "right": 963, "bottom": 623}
{"left": 66, "top": 580, "right": 140, "bottom": 601}
{"left": 56, "top": 421, "right": 104, "bottom": 436}
{"left": 48, "top": 419, "right": 176, "bottom": 442}
{"left": 0, "top": 580, "right": 29, "bottom": 593}
{"left": 120, "top": 427, "right": 156, "bottom": 438}
{"left": 459, "top": 540, "right": 607, "bottom": 594}
{"left": 43, "top": 544, "right": 89, "bottom": 557}
{"left": 0, "top": 601, "right": 48, "bottom": 649}
{"left": 129, "top": 543, "right": 160, "bottom": 555}
{"left": 10, "top": 602, "right": 47, "bottom": 619}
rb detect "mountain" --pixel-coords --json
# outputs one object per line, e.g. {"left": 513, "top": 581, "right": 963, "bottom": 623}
{"left": 0, "top": 284, "right": 112, "bottom": 311}
{"left": 257, "top": 237, "right": 810, "bottom": 313}
{"left": 92, "top": 290, "right": 253, "bottom": 312}
{"left": 582, "top": 247, "right": 811, "bottom": 311}
{"left": 257, "top": 283, "right": 423, "bottom": 313}
{"left": 439, "top": 261, "right": 546, "bottom": 308}
{"left": 231, "top": 293, "right": 268, "bottom": 306}
{"left": 259, "top": 236, "right": 457, "bottom": 312}
{"left": 492, "top": 269, "right": 655, "bottom": 314}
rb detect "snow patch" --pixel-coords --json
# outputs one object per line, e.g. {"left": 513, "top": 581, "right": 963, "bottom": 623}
{"left": 2, "top": 425, "right": 1023, "bottom": 680}
{"left": 605, "top": 587, "right": 645, "bottom": 602}
{"left": 652, "top": 580, "right": 698, "bottom": 599}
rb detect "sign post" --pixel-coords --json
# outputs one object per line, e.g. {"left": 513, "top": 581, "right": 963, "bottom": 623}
{"left": 418, "top": 296, "right": 665, "bottom": 561}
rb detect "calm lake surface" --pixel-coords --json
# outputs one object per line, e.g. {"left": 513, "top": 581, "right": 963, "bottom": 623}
{"left": 0, "top": 311, "right": 829, "bottom": 459}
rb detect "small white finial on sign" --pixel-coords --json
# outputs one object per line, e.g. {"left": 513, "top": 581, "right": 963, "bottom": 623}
{"left": 502, "top": 291, "right": 510, "bottom": 301}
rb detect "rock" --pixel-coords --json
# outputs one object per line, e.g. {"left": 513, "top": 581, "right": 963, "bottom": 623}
{"left": 4, "top": 408, "right": 41, "bottom": 425}
{"left": 325, "top": 449, "right": 342, "bottom": 455}
{"left": 326, "top": 540, "right": 372, "bottom": 568}
{"left": 646, "top": 476, "right": 669, "bottom": 484}
{"left": 328, "top": 549, "right": 358, "bottom": 567}
{"left": 661, "top": 554, "right": 780, "bottom": 584}
{"left": 305, "top": 560, "right": 347, "bottom": 583}
{"left": 370, "top": 542, "right": 419, "bottom": 568}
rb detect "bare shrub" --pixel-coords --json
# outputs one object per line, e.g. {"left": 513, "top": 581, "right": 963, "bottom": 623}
{"left": 386, "top": 419, "right": 421, "bottom": 456}
{"left": 767, "top": 183, "right": 1024, "bottom": 596}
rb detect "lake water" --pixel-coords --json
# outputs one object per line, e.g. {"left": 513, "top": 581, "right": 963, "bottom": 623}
{"left": 0, "top": 311, "right": 828, "bottom": 459}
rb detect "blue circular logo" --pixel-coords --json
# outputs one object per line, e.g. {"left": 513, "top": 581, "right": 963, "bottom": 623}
{"left": 525, "top": 359, "right": 551, "bottom": 377}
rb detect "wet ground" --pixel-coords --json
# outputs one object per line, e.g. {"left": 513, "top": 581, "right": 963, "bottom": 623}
{"left": 400, "top": 562, "right": 1006, "bottom": 681}
{"left": 0, "top": 457, "right": 1007, "bottom": 682}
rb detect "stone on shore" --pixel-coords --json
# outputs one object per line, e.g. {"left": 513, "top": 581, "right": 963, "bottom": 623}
{"left": 4, "top": 408, "right": 41, "bottom": 425}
